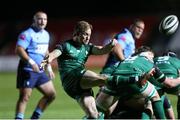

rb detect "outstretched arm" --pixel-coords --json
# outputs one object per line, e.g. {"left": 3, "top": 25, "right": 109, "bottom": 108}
{"left": 48, "top": 49, "right": 62, "bottom": 62}
{"left": 151, "top": 67, "right": 180, "bottom": 88}
{"left": 40, "top": 49, "right": 62, "bottom": 69}
{"left": 163, "top": 77, "right": 180, "bottom": 88}
{"left": 91, "top": 39, "right": 118, "bottom": 55}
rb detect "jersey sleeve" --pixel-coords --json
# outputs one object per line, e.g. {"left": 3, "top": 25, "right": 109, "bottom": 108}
{"left": 55, "top": 43, "right": 65, "bottom": 53}
{"left": 88, "top": 43, "right": 94, "bottom": 55}
{"left": 116, "top": 34, "right": 126, "bottom": 49}
{"left": 170, "top": 57, "right": 180, "bottom": 69}
{"left": 153, "top": 66, "right": 166, "bottom": 83}
{"left": 16, "top": 32, "right": 31, "bottom": 49}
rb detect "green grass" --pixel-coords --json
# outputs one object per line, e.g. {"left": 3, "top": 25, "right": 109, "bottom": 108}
{"left": 0, "top": 68, "right": 100, "bottom": 119}
{"left": 0, "top": 68, "right": 178, "bottom": 119}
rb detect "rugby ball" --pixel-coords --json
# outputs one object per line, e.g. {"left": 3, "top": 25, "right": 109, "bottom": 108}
{"left": 159, "top": 15, "right": 179, "bottom": 35}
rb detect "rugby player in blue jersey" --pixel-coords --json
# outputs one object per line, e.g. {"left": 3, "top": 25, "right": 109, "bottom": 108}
{"left": 101, "top": 18, "right": 145, "bottom": 75}
{"left": 15, "top": 11, "right": 56, "bottom": 119}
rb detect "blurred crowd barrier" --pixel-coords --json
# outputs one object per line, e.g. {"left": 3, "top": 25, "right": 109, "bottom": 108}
{"left": 0, "top": 56, "right": 19, "bottom": 72}
{"left": 0, "top": 55, "right": 107, "bottom": 72}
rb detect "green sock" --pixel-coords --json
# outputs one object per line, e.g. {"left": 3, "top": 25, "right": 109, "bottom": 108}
{"left": 98, "top": 112, "right": 105, "bottom": 120}
{"left": 152, "top": 100, "right": 166, "bottom": 119}
{"left": 82, "top": 112, "right": 104, "bottom": 120}
{"left": 141, "top": 109, "right": 152, "bottom": 119}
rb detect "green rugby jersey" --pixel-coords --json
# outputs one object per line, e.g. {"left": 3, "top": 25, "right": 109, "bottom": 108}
{"left": 154, "top": 56, "right": 180, "bottom": 78}
{"left": 154, "top": 56, "right": 180, "bottom": 93}
{"left": 104, "top": 55, "right": 157, "bottom": 100}
{"left": 113, "top": 55, "right": 154, "bottom": 76}
{"left": 56, "top": 39, "right": 94, "bottom": 88}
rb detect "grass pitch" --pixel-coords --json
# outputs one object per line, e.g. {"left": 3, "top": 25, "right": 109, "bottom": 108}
{"left": 0, "top": 68, "right": 178, "bottom": 119}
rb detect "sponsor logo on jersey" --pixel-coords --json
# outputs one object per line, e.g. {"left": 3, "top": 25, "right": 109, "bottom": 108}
{"left": 19, "top": 34, "right": 26, "bottom": 40}
{"left": 120, "top": 36, "right": 126, "bottom": 41}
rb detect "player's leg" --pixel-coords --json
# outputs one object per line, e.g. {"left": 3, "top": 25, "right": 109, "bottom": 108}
{"left": 122, "top": 97, "right": 153, "bottom": 119}
{"left": 80, "top": 69, "right": 112, "bottom": 118}
{"left": 80, "top": 70, "right": 138, "bottom": 89}
{"left": 117, "top": 96, "right": 153, "bottom": 119}
{"left": 165, "top": 84, "right": 180, "bottom": 119}
{"left": 80, "top": 70, "right": 108, "bottom": 89}
{"left": 31, "top": 72, "right": 56, "bottom": 119}
{"left": 80, "top": 70, "right": 119, "bottom": 118}
{"left": 15, "top": 69, "right": 34, "bottom": 119}
{"left": 141, "top": 100, "right": 153, "bottom": 119}
{"left": 15, "top": 88, "right": 32, "bottom": 119}
{"left": 31, "top": 81, "right": 56, "bottom": 119}
{"left": 162, "top": 95, "right": 175, "bottom": 119}
{"left": 78, "top": 93, "right": 100, "bottom": 119}
{"left": 96, "top": 90, "right": 118, "bottom": 116}
{"left": 141, "top": 81, "right": 166, "bottom": 119}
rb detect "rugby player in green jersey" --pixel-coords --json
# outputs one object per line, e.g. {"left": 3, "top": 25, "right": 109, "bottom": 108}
{"left": 96, "top": 46, "right": 180, "bottom": 119}
{"left": 154, "top": 51, "right": 180, "bottom": 119}
{"left": 40, "top": 20, "right": 120, "bottom": 119}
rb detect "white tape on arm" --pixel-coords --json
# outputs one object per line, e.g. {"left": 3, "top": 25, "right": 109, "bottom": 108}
{"left": 28, "top": 58, "right": 36, "bottom": 65}
{"left": 47, "top": 64, "right": 53, "bottom": 72}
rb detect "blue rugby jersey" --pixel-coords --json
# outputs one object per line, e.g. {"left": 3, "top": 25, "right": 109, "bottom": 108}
{"left": 105, "top": 28, "right": 135, "bottom": 67}
{"left": 16, "top": 27, "right": 50, "bottom": 71}
{"left": 115, "top": 28, "right": 135, "bottom": 59}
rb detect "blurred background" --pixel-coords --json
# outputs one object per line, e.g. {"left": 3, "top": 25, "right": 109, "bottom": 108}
{"left": 0, "top": 0, "right": 180, "bottom": 71}
{"left": 0, "top": 0, "right": 180, "bottom": 118}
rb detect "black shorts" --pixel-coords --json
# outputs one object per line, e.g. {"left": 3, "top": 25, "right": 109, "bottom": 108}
{"left": 61, "top": 67, "right": 94, "bottom": 100}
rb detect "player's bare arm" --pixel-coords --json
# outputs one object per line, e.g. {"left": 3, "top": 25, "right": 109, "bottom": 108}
{"left": 163, "top": 77, "right": 180, "bottom": 88}
{"left": 16, "top": 45, "right": 39, "bottom": 72}
{"left": 41, "top": 49, "right": 62, "bottom": 69}
{"left": 48, "top": 49, "right": 62, "bottom": 62}
{"left": 91, "top": 39, "right": 117, "bottom": 55}
{"left": 150, "top": 67, "right": 180, "bottom": 88}
{"left": 15, "top": 45, "right": 30, "bottom": 62}
{"left": 112, "top": 43, "right": 125, "bottom": 61}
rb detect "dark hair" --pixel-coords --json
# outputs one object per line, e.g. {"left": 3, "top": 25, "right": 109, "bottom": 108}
{"left": 163, "top": 50, "right": 177, "bottom": 57}
{"left": 133, "top": 18, "right": 144, "bottom": 26}
{"left": 132, "top": 46, "right": 153, "bottom": 56}
{"left": 73, "top": 21, "right": 93, "bottom": 36}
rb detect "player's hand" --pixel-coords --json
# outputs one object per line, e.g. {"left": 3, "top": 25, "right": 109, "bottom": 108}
{"left": 109, "top": 38, "right": 118, "bottom": 47}
{"left": 28, "top": 58, "right": 40, "bottom": 72}
{"left": 40, "top": 55, "right": 49, "bottom": 70}
{"left": 138, "top": 70, "right": 154, "bottom": 86}
{"left": 31, "top": 64, "right": 40, "bottom": 72}
{"left": 46, "top": 64, "right": 55, "bottom": 80}
{"left": 138, "top": 73, "right": 148, "bottom": 86}
{"left": 48, "top": 71, "right": 55, "bottom": 80}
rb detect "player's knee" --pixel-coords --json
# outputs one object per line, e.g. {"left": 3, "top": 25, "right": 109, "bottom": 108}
{"left": 88, "top": 109, "right": 99, "bottom": 118}
{"left": 85, "top": 103, "right": 99, "bottom": 118}
{"left": 151, "top": 91, "right": 161, "bottom": 102}
{"left": 19, "top": 94, "right": 31, "bottom": 103}
{"left": 144, "top": 108, "right": 153, "bottom": 118}
{"left": 47, "top": 91, "right": 56, "bottom": 101}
